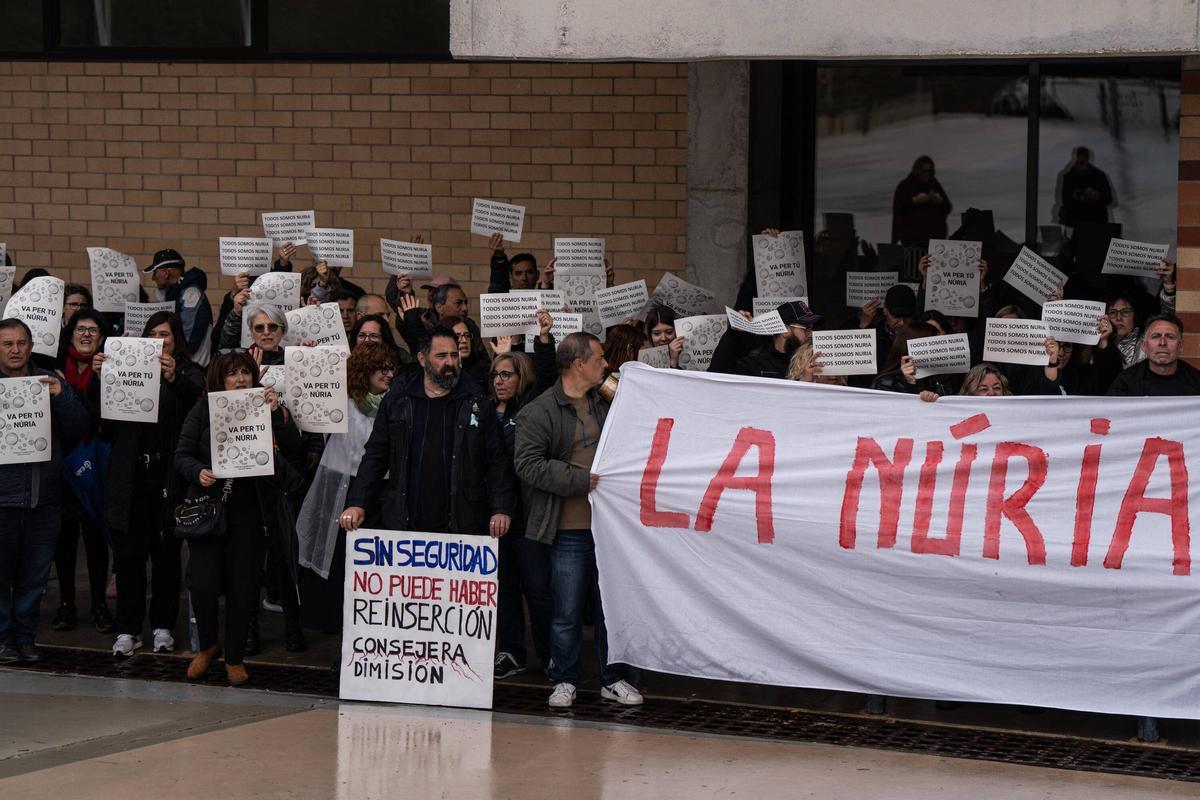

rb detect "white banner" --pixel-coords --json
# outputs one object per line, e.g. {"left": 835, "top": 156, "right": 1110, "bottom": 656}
{"left": 218, "top": 237, "right": 274, "bottom": 277}
{"left": 87, "top": 247, "right": 140, "bottom": 313}
{"left": 1004, "top": 247, "right": 1067, "bottom": 306}
{"left": 651, "top": 272, "right": 717, "bottom": 318}
{"left": 810, "top": 329, "right": 877, "bottom": 376}
{"left": 479, "top": 292, "right": 540, "bottom": 337}
{"left": 1102, "top": 238, "right": 1170, "bottom": 277}
{"left": 285, "top": 346, "right": 348, "bottom": 434}
{"left": 123, "top": 300, "right": 174, "bottom": 337}
{"left": 591, "top": 364, "right": 1200, "bottom": 720}
{"left": 306, "top": 228, "right": 355, "bottom": 268}
{"left": 285, "top": 303, "right": 349, "bottom": 350}
{"left": 0, "top": 377, "right": 51, "bottom": 465}
{"left": 340, "top": 529, "right": 498, "bottom": 709}
{"left": 924, "top": 239, "right": 981, "bottom": 317}
{"left": 553, "top": 237, "right": 605, "bottom": 275}
{"left": 1042, "top": 300, "right": 1106, "bottom": 346}
{"left": 983, "top": 318, "right": 1050, "bottom": 366}
{"left": 262, "top": 210, "right": 315, "bottom": 247}
{"left": 596, "top": 280, "right": 650, "bottom": 328}
{"left": 208, "top": 388, "right": 274, "bottom": 479}
{"left": 100, "top": 337, "right": 163, "bottom": 423}
{"left": 752, "top": 231, "right": 807, "bottom": 298}
{"left": 6, "top": 277, "right": 63, "bottom": 358}
{"left": 675, "top": 314, "right": 728, "bottom": 371}
{"left": 845, "top": 272, "right": 898, "bottom": 309}
{"left": 380, "top": 239, "right": 433, "bottom": 278}
{"left": 906, "top": 333, "right": 971, "bottom": 379}
{"left": 470, "top": 198, "right": 525, "bottom": 242}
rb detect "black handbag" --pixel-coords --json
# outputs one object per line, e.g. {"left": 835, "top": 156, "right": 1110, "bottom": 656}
{"left": 173, "top": 479, "right": 233, "bottom": 541}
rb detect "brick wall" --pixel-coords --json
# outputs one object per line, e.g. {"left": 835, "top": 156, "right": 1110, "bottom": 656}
{"left": 0, "top": 60, "right": 687, "bottom": 308}
{"left": 1179, "top": 57, "right": 1200, "bottom": 362}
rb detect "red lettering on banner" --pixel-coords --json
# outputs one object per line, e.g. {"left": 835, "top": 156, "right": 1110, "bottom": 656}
{"left": 695, "top": 427, "right": 776, "bottom": 544}
{"left": 638, "top": 418, "right": 691, "bottom": 528}
{"left": 912, "top": 440, "right": 977, "bottom": 557}
{"left": 1104, "top": 437, "right": 1191, "bottom": 576}
{"left": 983, "top": 443, "right": 1048, "bottom": 565}
{"left": 1071, "top": 442, "right": 1104, "bottom": 567}
{"left": 839, "top": 437, "right": 913, "bottom": 550}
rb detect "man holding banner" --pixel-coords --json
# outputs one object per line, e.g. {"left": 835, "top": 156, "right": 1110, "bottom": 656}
{"left": 514, "top": 332, "right": 643, "bottom": 709}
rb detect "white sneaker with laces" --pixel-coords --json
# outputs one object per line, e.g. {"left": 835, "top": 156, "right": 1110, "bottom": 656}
{"left": 548, "top": 682, "right": 577, "bottom": 708}
{"left": 601, "top": 679, "right": 644, "bottom": 706}
{"left": 112, "top": 634, "right": 142, "bottom": 657}
{"left": 152, "top": 629, "right": 175, "bottom": 653}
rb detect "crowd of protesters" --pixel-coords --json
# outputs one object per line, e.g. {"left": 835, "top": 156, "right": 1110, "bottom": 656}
{"left": 0, "top": 196, "right": 1192, "bottom": 738}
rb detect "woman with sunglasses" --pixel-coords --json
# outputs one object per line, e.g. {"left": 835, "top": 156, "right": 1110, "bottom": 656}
{"left": 175, "top": 351, "right": 305, "bottom": 686}
{"left": 217, "top": 300, "right": 290, "bottom": 364}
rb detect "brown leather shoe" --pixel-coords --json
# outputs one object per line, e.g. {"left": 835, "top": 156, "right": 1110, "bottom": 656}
{"left": 186, "top": 645, "right": 221, "bottom": 680}
{"left": 225, "top": 663, "right": 249, "bottom": 686}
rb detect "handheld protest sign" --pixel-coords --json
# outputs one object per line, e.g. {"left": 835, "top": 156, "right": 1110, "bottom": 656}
{"left": 6, "top": 276, "right": 64, "bottom": 358}
{"left": 100, "top": 337, "right": 163, "bottom": 423}
{"left": 284, "top": 346, "right": 349, "bottom": 434}
{"left": 262, "top": 210, "right": 316, "bottom": 247}
{"left": 470, "top": 199, "right": 525, "bottom": 242}
{"left": 87, "top": 247, "right": 140, "bottom": 313}
{"left": 0, "top": 377, "right": 52, "bottom": 465}
{"left": 208, "top": 388, "right": 274, "bottom": 479}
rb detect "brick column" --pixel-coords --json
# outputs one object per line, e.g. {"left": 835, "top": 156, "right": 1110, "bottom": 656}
{"left": 1178, "top": 56, "right": 1200, "bottom": 364}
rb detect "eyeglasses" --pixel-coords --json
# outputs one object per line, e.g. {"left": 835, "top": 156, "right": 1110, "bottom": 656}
{"left": 74, "top": 326, "right": 102, "bottom": 336}
{"left": 252, "top": 323, "right": 281, "bottom": 333}
{"left": 455, "top": 332, "right": 472, "bottom": 341}
{"left": 377, "top": 367, "right": 396, "bottom": 375}
{"left": 217, "top": 347, "right": 247, "bottom": 355}
{"left": 356, "top": 332, "right": 382, "bottom": 342}
{"left": 491, "top": 370, "right": 516, "bottom": 380}
{"left": 1106, "top": 308, "right": 1134, "bottom": 319}
{"left": 65, "top": 301, "right": 89, "bottom": 309}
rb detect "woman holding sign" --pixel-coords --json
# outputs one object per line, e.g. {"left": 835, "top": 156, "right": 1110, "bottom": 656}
{"left": 175, "top": 351, "right": 305, "bottom": 686}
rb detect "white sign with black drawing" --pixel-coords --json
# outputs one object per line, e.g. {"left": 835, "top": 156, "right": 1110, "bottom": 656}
{"left": 285, "top": 346, "right": 349, "bottom": 434}
{"left": 675, "top": 314, "right": 729, "bottom": 372}
{"left": 752, "top": 231, "right": 807, "bottom": 298}
{"left": 924, "top": 239, "right": 981, "bottom": 317}
{"left": 0, "top": 377, "right": 52, "bottom": 465}
{"left": 558, "top": 273, "right": 606, "bottom": 340}
{"left": 101, "top": 337, "right": 163, "bottom": 423}
{"left": 651, "top": 272, "right": 718, "bottom": 318}
{"left": 208, "top": 388, "right": 275, "bottom": 479}
{"left": 87, "top": 247, "right": 140, "bottom": 313}
{"left": 6, "top": 276, "right": 64, "bottom": 358}
{"left": 241, "top": 272, "right": 302, "bottom": 348}
{"left": 285, "top": 303, "right": 349, "bottom": 350}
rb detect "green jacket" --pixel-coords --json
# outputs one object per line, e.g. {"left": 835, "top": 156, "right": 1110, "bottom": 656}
{"left": 513, "top": 379, "right": 610, "bottom": 544}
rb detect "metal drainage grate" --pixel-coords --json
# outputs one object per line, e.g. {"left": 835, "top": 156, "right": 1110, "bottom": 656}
{"left": 8, "top": 645, "right": 1199, "bottom": 783}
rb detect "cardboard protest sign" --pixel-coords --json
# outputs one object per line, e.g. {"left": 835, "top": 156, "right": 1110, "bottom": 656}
{"left": 0, "top": 377, "right": 52, "bottom": 465}
{"left": 262, "top": 210, "right": 315, "bottom": 247}
{"left": 218, "top": 237, "right": 274, "bottom": 277}
{"left": 725, "top": 307, "right": 786, "bottom": 336}
{"left": 6, "top": 276, "right": 63, "bottom": 357}
{"left": 87, "top": 247, "right": 140, "bottom": 313}
{"left": 1042, "top": 300, "right": 1106, "bottom": 346}
{"left": 306, "top": 228, "right": 355, "bottom": 269}
{"left": 983, "top": 318, "right": 1050, "bottom": 366}
{"left": 1004, "top": 246, "right": 1067, "bottom": 306}
{"left": 0, "top": 265, "right": 16, "bottom": 317}
{"left": 651, "top": 272, "right": 717, "bottom": 317}
{"left": 208, "top": 388, "right": 274, "bottom": 479}
{"left": 557, "top": 273, "right": 606, "bottom": 340}
{"left": 906, "top": 333, "right": 971, "bottom": 379}
{"left": 751, "top": 296, "right": 807, "bottom": 318}
{"left": 100, "top": 337, "right": 163, "bottom": 423}
{"left": 810, "top": 329, "right": 877, "bottom": 376}
{"left": 242, "top": 272, "right": 303, "bottom": 347}
{"left": 380, "top": 239, "right": 433, "bottom": 278}
{"left": 596, "top": 280, "right": 650, "bottom": 328}
{"left": 285, "top": 303, "right": 349, "bottom": 350}
{"left": 123, "top": 301, "right": 174, "bottom": 337}
{"left": 470, "top": 198, "right": 525, "bottom": 242}
{"left": 523, "top": 312, "right": 583, "bottom": 353}
{"left": 924, "top": 239, "right": 981, "bottom": 317}
{"left": 675, "top": 314, "right": 728, "bottom": 371}
{"left": 285, "top": 346, "right": 349, "bottom": 434}
{"left": 510, "top": 289, "right": 565, "bottom": 311}
{"left": 637, "top": 345, "right": 671, "bottom": 368}
{"left": 479, "top": 293, "right": 540, "bottom": 337}
{"left": 553, "top": 237, "right": 605, "bottom": 275}
{"left": 752, "top": 231, "right": 807, "bottom": 298}
{"left": 845, "top": 272, "right": 898, "bottom": 308}
{"left": 340, "top": 528, "right": 499, "bottom": 709}
{"left": 1102, "top": 238, "right": 1170, "bottom": 278}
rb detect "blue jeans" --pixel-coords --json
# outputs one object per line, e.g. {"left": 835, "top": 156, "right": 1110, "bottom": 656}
{"left": 0, "top": 506, "right": 61, "bottom": 645}
{"left": 548, "top": 529, "right": 629, "bottom": 686}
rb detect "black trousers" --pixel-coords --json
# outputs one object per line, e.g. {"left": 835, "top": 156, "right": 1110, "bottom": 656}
{"left": 55, "top": 486, "right": 109, "bottom": 610}
{"left": 113, "top": 476, "right": 182, "bottom": 636}
{"left": 186, "top": 500, "right": 263, "bottom": 666}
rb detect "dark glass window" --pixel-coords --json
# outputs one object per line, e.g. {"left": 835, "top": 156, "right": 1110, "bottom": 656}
{"left": 58, "top": 0, "right": 250, "bottom": 48}
{"left": 267, "top": 0, "right": 448, "bottom": 56}
{"left": 0, "top": 3, "right": 43, "bottom": 52}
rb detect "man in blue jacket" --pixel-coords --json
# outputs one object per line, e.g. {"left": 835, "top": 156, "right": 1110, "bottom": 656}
{"left": 0, "top": 318, "right": 88, "bottom": 663}
{"left": 145, "top": 248, "right": 213, "bottom": 367}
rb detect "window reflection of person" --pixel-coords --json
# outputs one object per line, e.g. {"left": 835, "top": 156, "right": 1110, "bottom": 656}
{"left": 891, "top": 155, "right": 951, "bottom": 247}
{"left": 1057, "top": 146, "right": 1114, "bottom": 228}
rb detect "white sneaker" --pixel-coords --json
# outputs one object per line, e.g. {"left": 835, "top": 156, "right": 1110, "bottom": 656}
{"left": 112, "top": 634, "right": 142, "bottom": 657}
{"left": 601, "top": 679, "right": 644, "bottom": 706}
{"left": 261, "top": 598, "right": 283, "bottom": 613}
{"left": 548, "top": 682, "right": 577, "bottom": 708}
{"left": 152, "top": 629, "right": 175, "bottom": 653}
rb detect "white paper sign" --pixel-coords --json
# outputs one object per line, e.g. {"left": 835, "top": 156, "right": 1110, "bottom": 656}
{"left": 6, "top": 277, "right": 63, "bottom": 357}
{"left": 0, "top": 377, "right": 52, "bottom": 464}
{"left": 306, "top": 228, "right": 355, "bottom": 269}
{"left": 553, "top": 238, "right": 605, "bottom": 275}
{"left": 752, "top": 296, "right": 807, "bottom": 318}
{"left": 87, "top": 247, "right": 140, "bottom": 313}
{"left": 1042, "top": 300, "right": 1106, "bottom": 346}
{"left": 208, "top": 388, "right": 274, "bottom": 479}
{"left": 285, "top": 346, "right": 349, "bottom": 434}
{"left": 242, "top": 272, "right": 303, "bottom": 347}
{"left": 262, "top": 210, "right": 315, "bottom": 247}
{"left": 925, "top": 240, "right": 982, "bottom": 317}
{"left": 1004, "top": 247, "right": 1068, "bottom": 306}
{"left": 380, "top": 239, "right": 433, "bottom": 278}
{"left": 340, "top": 528, "right": 498, "bottom": 709}
{"left": 479, "top": 293, "right": 540, "bottom": 337}
{"left": 101, "top": 337, "right": 163, "bottom": 423}
{"left": 675, "top": 314, "right": 728, "bottom": 372}
{"left": 752, "top": 231, "right": 808, "bottom": 298}
{"left": 285, "top": 303, "right": 350, "bottom": 350}
{"left": 725, "top": 307, "right": 786, "bottom": 336}
{"left": 470, "top": 198, "right": 525, "bottom": 242}
{"left": 123, "top": 301, "right": 175, "bottom": 337}
{"left": 651, "top": 272, "right": 718, "bottom": 317}
{"left": 906, "top": 333, "right": 971, "bottom": 379}
{"left": 557, "top": 273, "right": 606, "bottom": 340}
{"left": 846, "top": 272, "right": 898, "bottom": 308}
{"left": 510, "top": 289, "right": 565, "bottom": 311}
{"left": 0, "top": 242, "right": 6, "bottom": 266}
{"left": 523, "top": 312, "right": 583, "bottom": 353}
{"left": 983, "top": 318, "right": 1051, "bottom": 366}
{"left": 810, "top": 329, "right": 877, "bottom": 376}
{"left": 218, "top": 237, "right": 274, "bottom": 277}
{"left": 0, "top": 266, "right": 16, "bottom": 317}
{"left": 595, "top": 280, "right": 650, "bottom": 328}
{"left": 259, "top": 364, "right": 286, "bottom": 398}
{"left": 1102, "top": 238, "right": 1171, "bottom": 277}
{"left": 636, "top": 345, "right": 671, "bottom": 368}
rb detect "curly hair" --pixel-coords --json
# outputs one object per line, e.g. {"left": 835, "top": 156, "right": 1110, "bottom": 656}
{"left": 347, "top": 342, "right": 399, "bottom": 404}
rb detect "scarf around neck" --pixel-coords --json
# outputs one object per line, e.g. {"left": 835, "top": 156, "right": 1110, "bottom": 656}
{"left": 64, "top": 345, "right": 95, "bottom": 391}
{"left": 357, "top": 391, "right": 385, "bottom": 418}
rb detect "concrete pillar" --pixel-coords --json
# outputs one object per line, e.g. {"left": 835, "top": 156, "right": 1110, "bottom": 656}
{"left": 686, "top": 61, "right": 750, "bottom": 305}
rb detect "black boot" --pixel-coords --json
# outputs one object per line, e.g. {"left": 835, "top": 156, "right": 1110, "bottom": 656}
{"left": 284, "top": 611, "right": 307, "bottom": 653}
{"left": 243, "top": 617, "right": 261, "bottom": 657}
{"left": 52, "top": 603, "right": 76, "bottom": 631}
{"left": 91, "top": 604, "right": 115, "bottom": 634}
